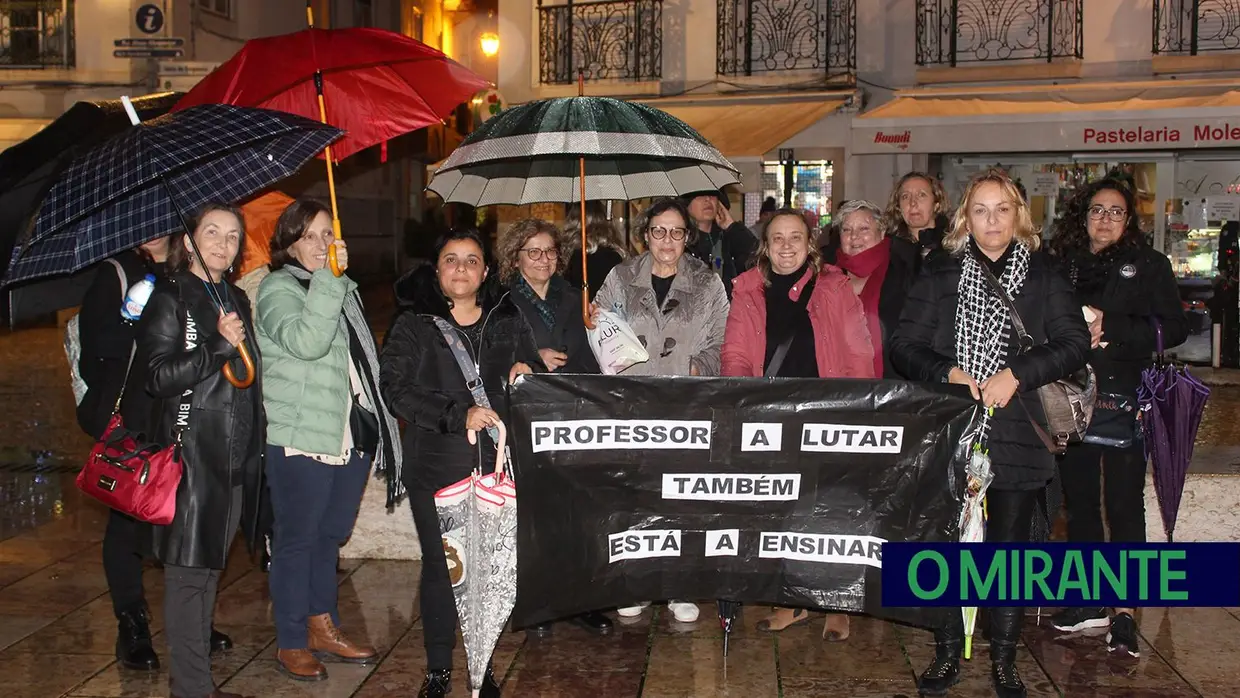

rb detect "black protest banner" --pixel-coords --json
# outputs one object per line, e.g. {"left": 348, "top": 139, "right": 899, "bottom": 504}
{"left": 506, "top": 374, "right": 978, "bottom": 629}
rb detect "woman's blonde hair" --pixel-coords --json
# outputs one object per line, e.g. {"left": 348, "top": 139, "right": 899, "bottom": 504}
{"left": 885, "top": 171, "right": 950, "bottom": 241}
{"left": 755, "top": 208, "right": 823, "bottom": 287}
{"left": 942, "top": 168, "right": 1041, "bottom": 254}
{"left": 497, "top": 218, "right": 565, "bottom": 284}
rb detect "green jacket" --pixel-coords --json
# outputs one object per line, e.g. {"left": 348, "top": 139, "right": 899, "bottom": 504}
{"left": 256, "top": 266, "right": 356, "bottom": 456}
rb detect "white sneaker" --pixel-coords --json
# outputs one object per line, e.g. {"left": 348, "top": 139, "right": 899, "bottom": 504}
{"left": 616, "top": 602, "right": 650, "bottom": 617}
{"left": 668, "top": 600, "right": 700, "bottom": 623}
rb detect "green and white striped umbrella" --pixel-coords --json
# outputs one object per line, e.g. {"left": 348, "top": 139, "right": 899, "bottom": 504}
{"left": 429, "top": 96, "right": 740, "bottom": 206}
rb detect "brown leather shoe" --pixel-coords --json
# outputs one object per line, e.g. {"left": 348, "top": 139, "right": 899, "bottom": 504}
{"left": 276, "top": 648, "right": 328, "bottom": 681}
{"left": 307, "top": 613, "right": 378, "bottom": 664}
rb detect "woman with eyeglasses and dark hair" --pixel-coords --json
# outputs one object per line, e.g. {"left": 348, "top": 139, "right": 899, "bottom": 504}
{"left": 380, "top": 227, "right": 542, "bottom": 698}
{"left": 1044, "top": 178, "right": 1188, "bottom": 657}
{"left": 592, "top": 197, "right": 729, "bottom": 625}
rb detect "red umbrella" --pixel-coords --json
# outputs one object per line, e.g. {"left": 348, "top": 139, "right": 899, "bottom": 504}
{"left": 173, "top": 27, "right": 489, "bottom": 161}
{"left": 173, "top": 16, "right": 491, "bottom": 275}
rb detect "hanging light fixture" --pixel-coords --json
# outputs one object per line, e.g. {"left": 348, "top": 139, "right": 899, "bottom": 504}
{"left": 479, "top": 31, "right": 499, "bottom": 57}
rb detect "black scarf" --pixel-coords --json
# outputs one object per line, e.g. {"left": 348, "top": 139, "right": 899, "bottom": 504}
{"left": 1065, "top": 242, "right": 1138, "bottom": 303}
{"left": 514, "top": 275, "right": 562, "bottom": 331}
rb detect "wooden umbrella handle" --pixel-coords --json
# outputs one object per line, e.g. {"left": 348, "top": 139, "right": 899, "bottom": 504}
{"left": 223, "top": 341, "right": 256, "bottom": 389}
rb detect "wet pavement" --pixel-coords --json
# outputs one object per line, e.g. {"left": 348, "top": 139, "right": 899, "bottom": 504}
{"left": 1, "top": 322, "right": 1239, "bottom": 697}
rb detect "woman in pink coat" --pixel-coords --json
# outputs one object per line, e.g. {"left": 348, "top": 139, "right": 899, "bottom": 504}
{"left": 720, "top": 208, "right": 875, "bottom": 639}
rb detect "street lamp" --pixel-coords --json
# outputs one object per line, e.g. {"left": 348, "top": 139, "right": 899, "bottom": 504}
{"left": 480, "top": 32, "right": 499, "bottom": 57}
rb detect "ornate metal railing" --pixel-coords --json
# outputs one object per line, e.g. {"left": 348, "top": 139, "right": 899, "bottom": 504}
{"left": 716, "top": 0, "right": 855, "bottom": 77}
{"left": 538, "top": 0, "right": 662, "bottom": 84}
{"left": 1154, "top": 0, "right": 1240, "bottom": 55}
{"left": 0, "top": 0, "right": 73, "bottom": 68}
{"left": 915, "top": 0, "right": 1082, "bottom": 66}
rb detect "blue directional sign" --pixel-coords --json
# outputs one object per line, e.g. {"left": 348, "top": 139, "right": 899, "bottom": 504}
{"left": 136, "top": 4, "right": 164, "bottom": 34}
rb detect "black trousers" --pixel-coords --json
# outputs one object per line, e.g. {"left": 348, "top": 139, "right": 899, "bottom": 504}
{"left": 410, "top": 488, "right": 458, "bottom": 671}
{"left": 938, "top": 488, "right": 1037, "bottom": 652}
{"left": 1059, "top": 443, "right": 1147, "bottom": 544}
{"left": 103, "top": 509, "right": 147, "bottom": 618}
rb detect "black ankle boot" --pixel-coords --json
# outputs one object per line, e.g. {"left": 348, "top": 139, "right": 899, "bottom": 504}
{"left": 918, "top": 622, "right": 962, "bottom": 696}
{"left": 116, "top": 607, "right": 159, "bottom": 671}
{"left": 991, "top": 646, "right": 1026, "bottom": 698}
{"left": 990, "top": 606, "right": 1027, "bottom": 698}
{"left": 418, "top": 669, "right": 452, "bottom": 698}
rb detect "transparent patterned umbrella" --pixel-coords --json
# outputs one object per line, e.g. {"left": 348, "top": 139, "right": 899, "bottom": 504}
{"left": 434, "top": 421, "right": 517, "bottom": 696}
{"left": 961, "top": 442, "right": 994, "bottom": 660}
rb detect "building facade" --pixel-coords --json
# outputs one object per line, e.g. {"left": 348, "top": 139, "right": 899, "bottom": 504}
{"left": 493, "top": 0, "right": 1240, "bottom": 365}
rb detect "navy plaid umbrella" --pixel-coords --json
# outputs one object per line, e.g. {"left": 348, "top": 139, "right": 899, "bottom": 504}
{"left": 3, "top": 104, "right": 342, "bottom": 285}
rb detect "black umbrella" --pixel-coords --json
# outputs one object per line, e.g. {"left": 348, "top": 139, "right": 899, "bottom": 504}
{"left": 1, "top": 93, "right": 182, "bottom": 327}
{"left": 429, "top": 95, "right": 739, "bottom": 206}
{"left": 5, "top": 103, "right": 342, "bottom": 387}
{"left": 429, "top": 91, "right": 740, "bottom": 331}
{"left": 0, "top": 93, "right": 182, "bottom": 271}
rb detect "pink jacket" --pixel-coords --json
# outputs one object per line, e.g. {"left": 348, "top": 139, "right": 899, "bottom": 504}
{"left": 721, "top": 265, "right": 876, "bottom": 379}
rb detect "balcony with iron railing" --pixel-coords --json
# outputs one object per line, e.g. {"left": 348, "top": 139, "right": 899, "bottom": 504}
{"left": 536, "top": 0, "right": 662, "bottom": 85}
{"left": 915, "top": 0, "right": 1082, "bottom": 82}
{"left": 1153, "top": 0, "right": 1240, "bottom": 72}
{"left": 0, "top": 0, "right": 74, "bottom": 69}
{"left": 715, "top": 0, "right": 855, "bottom": 81}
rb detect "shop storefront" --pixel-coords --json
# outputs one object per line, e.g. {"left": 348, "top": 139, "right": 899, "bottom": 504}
{"left": 852, "top": 81, "right": 1240, "bottom": 366}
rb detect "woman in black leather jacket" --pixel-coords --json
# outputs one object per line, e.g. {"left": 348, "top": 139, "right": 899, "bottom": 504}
{"left": 127, "top": 203, "right": 263, "bottom": 698}
{"left": 380, "top": 228, "right": 541, "bottom": 698}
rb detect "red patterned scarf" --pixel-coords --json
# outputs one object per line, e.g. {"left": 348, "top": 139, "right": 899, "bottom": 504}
{"left": 836, "top": 237, "right": 891, "bottom": 378}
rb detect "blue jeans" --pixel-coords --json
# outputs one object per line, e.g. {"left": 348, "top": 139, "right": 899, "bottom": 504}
{"left": 266, "top": 446, "right": 370, "bottom": 649}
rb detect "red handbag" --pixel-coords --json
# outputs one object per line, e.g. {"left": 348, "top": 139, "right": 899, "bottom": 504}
{"left": 77, "top": 413, "right": 183, "bottom": 525}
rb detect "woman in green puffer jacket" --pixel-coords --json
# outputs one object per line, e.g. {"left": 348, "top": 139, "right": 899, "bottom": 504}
{"left": 255, "top": 198, "right": 402, "bottom": 682}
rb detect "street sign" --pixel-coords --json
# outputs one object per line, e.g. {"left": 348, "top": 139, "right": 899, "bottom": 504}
{"left": 114, "top": 48, "right": 184, "bottom": 59}
{"left": 115, "top": 37, "right": 184, "bottom": 48}
{"left": 136, "top": 4, "right": 165, "bottom": 34}
{"left": 779, "top": 148, "right": 795, "bottom": 163}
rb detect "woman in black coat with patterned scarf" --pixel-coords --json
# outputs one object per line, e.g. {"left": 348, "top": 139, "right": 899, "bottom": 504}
{"left": 891, "top": 170, "right": 1089, "bottom": 698}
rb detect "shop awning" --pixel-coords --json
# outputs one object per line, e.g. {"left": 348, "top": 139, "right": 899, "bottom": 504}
{"left": 851, "top": 79, "right": 1240, "bottom": 154}
{"left": 652, "top": 98, "right": 847, "bottom": 159}
{"left": 856, "top": 79, "right": 1240, "bottom": 126}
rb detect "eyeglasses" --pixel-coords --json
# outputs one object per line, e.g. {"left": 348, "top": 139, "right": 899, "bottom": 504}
{"left": 520, "top": 247, "right": 558, "bottom": 261}
{"left": 648, "top": 226, "right": 688, "bottom": 241}
{"left": 1088, "top": 205, "right": 1128, "bottom": 222}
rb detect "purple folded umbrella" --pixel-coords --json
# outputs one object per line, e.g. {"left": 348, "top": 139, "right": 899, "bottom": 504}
{"left": 1138, "top": 321, "right": 1210, "bottom": 542}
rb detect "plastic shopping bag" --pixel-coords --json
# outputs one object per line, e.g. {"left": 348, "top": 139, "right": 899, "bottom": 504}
{"left": 587, "top": 309, "right": 649, "bottom": 375}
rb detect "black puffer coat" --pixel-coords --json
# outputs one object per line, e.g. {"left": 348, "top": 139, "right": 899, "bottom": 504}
{"left": 1057, "top": 243, "right": 1189, "bottom": 397}
{"left": 124, "top": 271, "right": 266, "bottom": 569}
{"left": 890, "top": 246, "right": 1091, "bottom": 491}
{"left": 508, "top": 276, "right": 600, "bottom": 375}
{"left": 380, "top": 266, "right": 543, "bottom": 492}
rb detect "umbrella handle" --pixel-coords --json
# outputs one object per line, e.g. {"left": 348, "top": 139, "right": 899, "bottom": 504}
{"left": 579, "top": 155, "right": 595, "bottom": 330}
{"left": 223, "top": 341, "right": 257, "bottom": 389}
{"left": 327, "top": 215, "right": 344, "bottom": 277}
{"left": 492, "top": 420, "right": 507, "bottom": 476}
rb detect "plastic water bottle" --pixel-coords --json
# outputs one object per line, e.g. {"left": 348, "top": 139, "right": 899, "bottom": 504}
{"left": 120, "top": 274, "right": 156, "bottom": 323}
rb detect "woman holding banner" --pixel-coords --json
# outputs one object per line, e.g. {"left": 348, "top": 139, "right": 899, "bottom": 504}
{"left": 499, "top": 218, "right": 613, "bottom": 638}
{"left": 721, "top": 207, "right": 875, "bottom": 639}
{"left": 821, "top": 199, "right": 917, "bottom": 379}
{"left": 594, "top": 197, "right": 730, "bottom": 624}
{"left": 891, "top": 169, "right": 1089, "bottom": 698}
{"left": 380, "top": 228, "right": 541, "bottom": 698}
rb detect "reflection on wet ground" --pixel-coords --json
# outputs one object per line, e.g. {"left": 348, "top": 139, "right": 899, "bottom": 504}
{"left": 2, "top": 325, "right": 1239, "bottom": 696}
